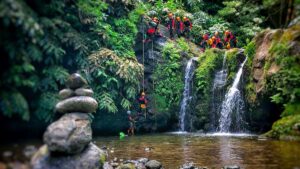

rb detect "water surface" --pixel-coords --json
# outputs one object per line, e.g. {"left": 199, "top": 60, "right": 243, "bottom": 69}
{"left": 95, "top": 133, "right": 300, "bottom": 169}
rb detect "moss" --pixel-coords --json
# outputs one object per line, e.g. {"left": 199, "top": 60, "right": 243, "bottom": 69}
{"left": 99, "top": 152, "right": 106, "bottom": 165}
{"left": 265, "top": 114, "right": 300, "bottom": 139}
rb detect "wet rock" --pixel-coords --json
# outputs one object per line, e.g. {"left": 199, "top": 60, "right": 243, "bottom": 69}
{"left": 117, "top": 163, "right": 135, "bottom": 169}
{"left": 43, "top": 113, "right": 92, "bottom": 154}
{"left": 75, "top": 88, "right": 94, "bottom": 97}
{"left": 23, "top": 145, "right": 37, "bottom": 159}
{"left": 103, "top": 162, "right": 114, "bottom": 169}
{"left": 223, "top": 165, "right": 240, "bottom": 169}
{"left": 145, "top": 160, "right": 162, "bottom": 169}
{"left": 138, "top": 158, "right": 149, "bottom": 164}
{"left": 31, "top": 143, "right": 105, "bottom": 169}
{"left": 111, "top": 162, "right": 119, "bottom": 167}
{"left": 293, "top": 123, "right": 300, "bottom": 131}
{"left": 66, "top": 73, "right": 87, "bottom": 89}
{"left": 59, "top": 89, "right": 74, "bottom": 100}
{"left": 55, "top": 96, "right": 98, "bottom": 113}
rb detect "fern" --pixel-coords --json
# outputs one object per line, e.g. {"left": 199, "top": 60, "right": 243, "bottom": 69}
{"left": 97, "top": 92, "right": 118, "bottom": 113}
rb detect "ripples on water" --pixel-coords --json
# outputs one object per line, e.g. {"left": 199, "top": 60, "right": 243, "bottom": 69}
{"left": 95, "top": 133, "right": 300, "bottom": 169}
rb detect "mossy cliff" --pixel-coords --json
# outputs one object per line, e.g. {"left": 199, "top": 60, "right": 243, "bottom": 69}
{"left": 244, "top": 24, "right": 300, "bottom": 139}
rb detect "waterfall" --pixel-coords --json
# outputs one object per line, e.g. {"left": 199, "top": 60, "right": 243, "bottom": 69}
{"left": 179, "top": 57, "right": 197, "bottom": 131}
{"left": 218, "top": 57, "right": 247, "bottom": 133}
{"left": 210, "top": 54, "right": 228, "bottom": 131}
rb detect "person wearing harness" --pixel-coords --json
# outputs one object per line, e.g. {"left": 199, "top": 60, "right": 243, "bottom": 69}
{"left": 127, "top": 111, "right": 136, "bottom": 136}
{"left": 200, "top": 33, "right": 209, "bottom": 52}
{"left": 167, "top": 13, "right": 175, "bottom": 40}
{"left": 138, "top": 92, "right": 148, "bottom": 118}
{"left": 175, "top": 16, "right": 184, "bottom": 38}
{"left": 224, "top": 30, "right": 237, "bottom": 49}
{"left": 144, "top": 16, "right": 160, "bottom": 43}
{"left": 183, "top": 16, "right": 192, "bottom": 39}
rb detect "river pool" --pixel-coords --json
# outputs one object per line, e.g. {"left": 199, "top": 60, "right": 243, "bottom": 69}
{"left": 95, "top": 132, "right": 300, "bottom": 169}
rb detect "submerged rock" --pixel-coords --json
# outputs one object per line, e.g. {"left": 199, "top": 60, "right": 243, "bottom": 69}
{"left": 75, "top": 88, "right": 94, "bottom": 97}
{"left": 31, "top": 143, "right": 105, "bottom": 169}
{"left": 43, "top": 113, "right": 92, "bottom": 154}
{"left": 59, "top": 89, "right": 74, "bottom": 100}
{"left": 145, "top": 160, "right": 162, "bottom": 169}
{"left": 66, "top": 73, "right": 87, "bottom": 89}
{"left": 55, "top": 96, "right": 98, "bottom": 113}
{"left": 223, "top": 165, "right": 240, "bottom": 169}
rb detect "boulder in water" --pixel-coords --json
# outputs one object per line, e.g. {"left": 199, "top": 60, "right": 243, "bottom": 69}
{"left": 117, "top": 163, "right": 135, "bottom": 169}
{"left": 75, "top": 88, "right": 94, "bottom": 97}
{"left": 145, "top": 160, "right": 162, "bottom": 169}
{"left": 31, "top": 143, "right": 105, "bottom": 169}
{"left": 43, "top": 113, "right": 92, "bottom": 154}
{"left": 66, "top": 73, "right": 87, "bottom": 89}
{"left": 55, "top": 96, "right": 98, "bottom": 113}
{"left": 59, "top": 89, "right": 74, "bottom": 100}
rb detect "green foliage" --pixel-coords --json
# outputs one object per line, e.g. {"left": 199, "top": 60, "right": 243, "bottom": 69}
{"left": 88, "top": 49, "right": 143, "bottom": 113}
{"left": 266, "top": 114, "right": 300, "bottom": 138}
{"left": 34, "top": 92, "right": 59, "bottom": 122}
{"left": 153, "top": 42, "right": 184, "bottom": 113}
{"left": 176, "top": 38, "right": 190, "bottom": 52}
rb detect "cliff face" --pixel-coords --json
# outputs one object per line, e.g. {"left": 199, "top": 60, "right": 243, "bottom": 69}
{"left": 245, "top": 24, "right": 300, "bottom": 138}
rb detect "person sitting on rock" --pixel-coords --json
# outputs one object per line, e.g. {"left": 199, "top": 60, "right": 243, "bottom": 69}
{"left": 183, "top": 17, "right": 192, "bottom": 39}
{"left": 175, "top": 16, "right": 184, "bottom": 38}
{"left": 167, "top": 13, "right": 175, "bottom": 40}
{"left": 224, "top": 30, "right": 237, "bottom": 49}
{"left": 138, "top": 92, "right": 148, "bottom": 118}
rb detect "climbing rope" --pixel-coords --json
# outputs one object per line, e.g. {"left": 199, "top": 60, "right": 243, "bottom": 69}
{"left": 142, "top": 15, "right": 145, "bottom": 93}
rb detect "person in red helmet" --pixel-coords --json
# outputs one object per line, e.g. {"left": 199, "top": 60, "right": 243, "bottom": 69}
{"left": 175, "top": 16, "right": 184, "bottom": 38}
{"left": 167, "top": 13, "right": 175, "bottom": 40}
{"left": 224, "top": 30, "right": 237, "bottom": 49}
{"left": 214, "top": 31, "right": 223, "bottom": 49}
{"left": 138, "top": 92, "right": 148, "bottom": 118}
{"left": 183, "top": 17, "right": 192, "bottom": 39}
{"left": 200, "top": 33, "right": 209, "bottom": 52}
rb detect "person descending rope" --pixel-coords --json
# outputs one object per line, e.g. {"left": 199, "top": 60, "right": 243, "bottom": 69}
{"left": 183, "top": 16, "right": 192, "bottom": 39}
{"left": 138, "top": 92, "right": 148, "bottom": 118}
{"left": 144, "top": 16, "right": 160, "bottom": 43}
{"left": 224, "top": 30, "right": 237, "bottom": 49}
{"left": 167, "top": 13, "right": 175, "bottom": 40}
{"left": 200, "top": 33, "right": 210, "bottom": 52}
{"left": 127, "top": 110, "right": 136, "bottom": 136}
{"left": 175, "top": 16, "right": 184, "bottom": 38}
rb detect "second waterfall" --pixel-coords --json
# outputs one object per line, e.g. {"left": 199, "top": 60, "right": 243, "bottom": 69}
{"left": 179, "top": 57, "right": 197, "bottom": 131}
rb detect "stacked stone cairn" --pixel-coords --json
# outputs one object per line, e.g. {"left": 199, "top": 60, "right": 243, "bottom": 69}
{"left": 31, "top": 73, "right": 106, "bottom": 169}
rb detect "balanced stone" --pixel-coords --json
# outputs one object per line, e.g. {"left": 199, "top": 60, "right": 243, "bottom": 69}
{"left": 55, "top": 96, "right": 98, "bottom": 113}
{"left": 66, "top": 73, "right": 87, "bottom": 89}
{"left": 145, "top": 160, "right": 162, "bottom": 169}
{"left": 59, "top": 89, "right": 74, "bottom": 100}
{"left": 31, "top": 143, "right": 105, "bottom": 169}
{"left": 43, "top": 113, "right": 92, "bottom": 154}
{"left": 75, "top": 88, "right": 94, "bottom": 97}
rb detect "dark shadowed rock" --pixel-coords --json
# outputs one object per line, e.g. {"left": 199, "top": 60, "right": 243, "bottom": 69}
{"left": 31, "top": 143, "right": 105, "bottom": 169}
{"left": 66, "top": 73, "right": 87, "bottom": 89}
{"left": 75, "top": 88, "right": 94, "bottom": 97}
{"left": 145, "top": 160, "right": 162, "bottom": 169}
{"left": 55, "top": 96, "right": 98, "bottom": 113}
{"left": 59, "top": 89, "right": 74, "bottom": 100}
{"left": 43, "top": 113, "right": 92, "bottom": 154}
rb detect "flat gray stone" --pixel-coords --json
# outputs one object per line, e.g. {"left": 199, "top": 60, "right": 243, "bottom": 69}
{"left": 55, "top": 96, "right": 98, "bottom": 113}
{"left": 59, "top": 89, "right": 74, "bottom": 100}
{"left": 145, "top": 160, "right": 162, "bottom": 169}
{"left": 75, "top": 88, "right": 94, "bottom": 97}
